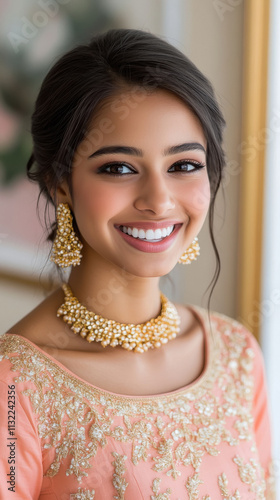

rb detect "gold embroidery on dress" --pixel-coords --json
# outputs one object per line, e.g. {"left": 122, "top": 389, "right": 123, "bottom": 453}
{"left": 185, "top": 472, "right": 203, "bottom": 499}
{"left": 151, "top": 478, "right": 172, "bottom": 499}
{"left": 218, "top": 472, "right": 241, "bottom": 499}
{"left": 233, "top": 455, "right": 266, "bottom": 498}
{"left": 153, "top": 438, "right": 181, "bottom": 479}
{"left": 112, "top": 452, "right": 128, "bottom": 499}
{"left": 70, "top": 487, "right": 95, "bottom": 499}
{"left": 0, "top": 311, "right": 269, "bottom": 496}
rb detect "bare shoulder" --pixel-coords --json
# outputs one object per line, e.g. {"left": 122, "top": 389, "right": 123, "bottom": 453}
{"left": 6, "top": 287, "right": 66, "bottom": 347}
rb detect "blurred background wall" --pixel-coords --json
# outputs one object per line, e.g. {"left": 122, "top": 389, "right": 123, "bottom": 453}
{"left": 0, "top": 0, "right": 244, "bottom": 332}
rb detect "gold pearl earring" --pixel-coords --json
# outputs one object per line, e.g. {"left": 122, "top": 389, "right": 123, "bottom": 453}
{"left": 178, "top": 237, "right": 200, "bottom": 264}
{"left": 50, "top": 203, "right": 83, "bottom": 267}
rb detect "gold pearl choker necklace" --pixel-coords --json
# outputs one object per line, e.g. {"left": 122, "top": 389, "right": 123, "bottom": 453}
{"left": 58, "top": 283, "right": 180, "bottom": 353}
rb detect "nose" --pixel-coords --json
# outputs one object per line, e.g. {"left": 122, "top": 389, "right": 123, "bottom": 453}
{"left": 133, "top": 174, "right": 175, "bottom": 215}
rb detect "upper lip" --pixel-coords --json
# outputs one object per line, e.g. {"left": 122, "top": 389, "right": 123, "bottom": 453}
{"left": 115, "top": 221, "right": 183, "bottom": 230}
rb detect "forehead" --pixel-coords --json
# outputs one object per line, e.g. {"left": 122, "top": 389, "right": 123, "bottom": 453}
{"left": 84, "top": 89, "right": 207, "bottom": 152}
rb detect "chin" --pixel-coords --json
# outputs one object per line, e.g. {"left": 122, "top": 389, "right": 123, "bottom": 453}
{"left": 123, "top": 261, "right": 177, "bottom": 279}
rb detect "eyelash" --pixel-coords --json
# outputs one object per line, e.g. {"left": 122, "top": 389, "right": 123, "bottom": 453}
{"left": 97, "top": 160, "right": 206, "bottom": 177}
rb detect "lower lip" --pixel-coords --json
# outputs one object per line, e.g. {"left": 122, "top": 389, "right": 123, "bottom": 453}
{"left": 115, "top": 224, "right": 182, "bottom": 253}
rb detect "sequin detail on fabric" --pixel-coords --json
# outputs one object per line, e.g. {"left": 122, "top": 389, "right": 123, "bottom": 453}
{"left": 151, "top": 478, "right": 172, "bottom": 499}
{"left": 112, "top": 452, "right": 128, "bottom": 499}
{"left": 233, "top": 455, "right": 266, "bottom": 498}
{"left": 218, "top": 473, "right": 241, "bottom": 499}
{"left": 70, "top": 487, "right": 95, "bottom": 499}
{"left": 185, "top": 472, "right": 203, "bottom": 499}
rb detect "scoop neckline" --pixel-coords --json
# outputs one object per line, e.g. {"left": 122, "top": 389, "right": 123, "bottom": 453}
{"left": 4, "top": 305, "right": 214, "bottom": 401}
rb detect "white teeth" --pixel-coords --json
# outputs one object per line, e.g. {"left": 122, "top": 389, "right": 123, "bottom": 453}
{"left": 154, "top": 229, "right": 162, "bottom": 239}
{"left": 121, "top": 225, "right": 174, "bottom": 240}
{"left": 132, "top": 228, "right": 138, "bottom": 238}
{"left": 138, "top": 229, "right": 146, "bottom": 239}
{"left": 146, "top": 229, "right": 155, "bottom": 240}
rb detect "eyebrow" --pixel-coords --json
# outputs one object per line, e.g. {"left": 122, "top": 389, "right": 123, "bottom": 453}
{"left": 87, "top": 142, "right": 206, "bottom": 159}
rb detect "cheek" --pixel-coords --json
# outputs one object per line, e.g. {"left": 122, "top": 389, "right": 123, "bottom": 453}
{"left": 180, "top": 175, "right": 211, "bottom": 215}
{"left": 72, "top": 181, "right": 126, "bottom": 223}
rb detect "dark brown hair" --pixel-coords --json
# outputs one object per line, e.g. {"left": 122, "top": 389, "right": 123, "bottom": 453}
{"left": 27, "top": 28, "right": 226, "bottom": 299}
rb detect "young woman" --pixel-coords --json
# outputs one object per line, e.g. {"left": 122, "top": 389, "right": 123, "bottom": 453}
{"left": 0, "top": 29, "right": 275, "bottom": 499}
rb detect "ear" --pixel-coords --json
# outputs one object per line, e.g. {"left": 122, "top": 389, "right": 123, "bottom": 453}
{"left": 52, "top": 181, "right": 73, "bottom": 208}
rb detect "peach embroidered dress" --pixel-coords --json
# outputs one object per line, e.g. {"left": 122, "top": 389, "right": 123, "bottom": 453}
{"left": 0, "top": 308, "right": 275, "bottom": 499}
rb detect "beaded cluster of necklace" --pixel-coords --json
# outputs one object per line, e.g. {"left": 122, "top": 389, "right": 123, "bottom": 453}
{"left": 57, "top": 283, "right": 180, "bottom": 353}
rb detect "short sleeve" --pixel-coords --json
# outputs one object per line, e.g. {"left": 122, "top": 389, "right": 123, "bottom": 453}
{"left": 0, "top": 357, "right": 43, "bottom": 500}
{"left": 248, "top": 331, "right": 275, "bottom": 498}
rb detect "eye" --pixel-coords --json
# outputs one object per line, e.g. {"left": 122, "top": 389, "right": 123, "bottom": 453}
{"left": 97, "top": 162, "right": 136, "bottom": 176}
{"left": 168, "top": 160, "right": 205, "bottom": 173}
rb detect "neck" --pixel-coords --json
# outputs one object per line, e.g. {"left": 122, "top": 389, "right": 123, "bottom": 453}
{"left": 68, "top": 259, "right": 162, "bottom": 325}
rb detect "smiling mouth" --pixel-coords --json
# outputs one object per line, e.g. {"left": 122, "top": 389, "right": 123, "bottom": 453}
{"left": 119, "top": 225, "right": 175, "bottom": 242}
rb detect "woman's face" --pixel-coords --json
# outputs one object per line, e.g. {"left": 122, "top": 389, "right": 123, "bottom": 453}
{"left": 64, "top": 89, "right": 210, "bottom": 277}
